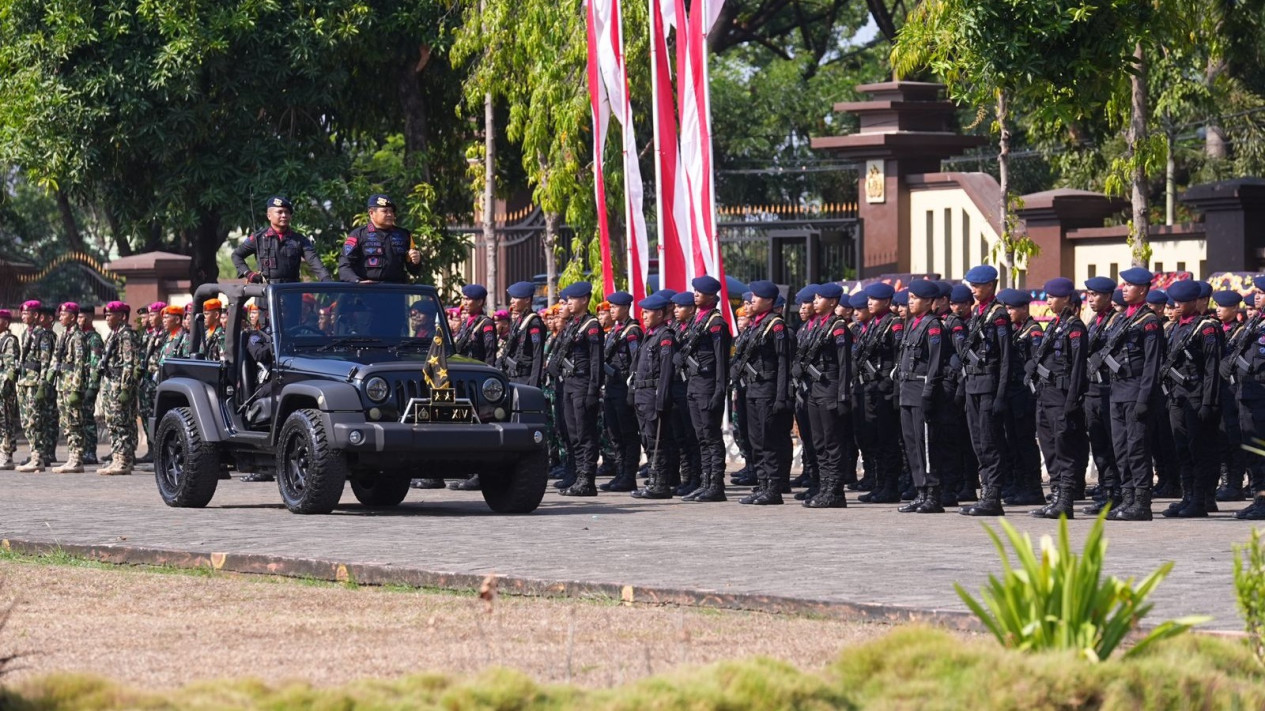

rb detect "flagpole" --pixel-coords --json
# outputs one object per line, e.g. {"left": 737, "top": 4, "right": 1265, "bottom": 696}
{"left": 648, "top": 0, "right": 666, "bottom": 308}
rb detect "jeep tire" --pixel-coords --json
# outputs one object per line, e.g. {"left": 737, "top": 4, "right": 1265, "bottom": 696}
{"left": 481, "top": 449, "right": 548, "bottom": 513}
{"left": 277, "top": 408, "right": 348, "bottom": 514}
{"left": 350, "top": 475, "right": 411, "bottom": 508}
{"left": 154, "top": 406, "right": 221, "bottom": 508}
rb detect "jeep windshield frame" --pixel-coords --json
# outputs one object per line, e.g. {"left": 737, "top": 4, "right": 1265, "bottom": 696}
{"left": 267, "top": 283, "right": 452, "bottom": 357}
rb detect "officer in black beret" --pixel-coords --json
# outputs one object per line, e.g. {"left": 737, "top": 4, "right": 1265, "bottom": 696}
{"left": 338, "top": 194, "right": 422, "bottom": 284}
{"left": 630, "top": 293, "right": 679, "bottom": 499}
{"left": 551, "top": 282, "right": 605, "bottom": 496}
{"left": 453, "top": 284, "right": 497, "bottom": 366}
{"left": 679, "top": 276, "right": 731, "bottom": 502}
{"left": 737, "top": 280, "right": 793, "bottom": 505}
{"left": 1027, "top": 278, "right": 1088, "bottom": 519}
{"left": 598, "top": 291, "right": 643, "bottom": 492}
{"left": 499, "top": 281, "right": 546, "bottom": 388}
{"left": 233, "top": 196, "right": 332, "bottom": 284}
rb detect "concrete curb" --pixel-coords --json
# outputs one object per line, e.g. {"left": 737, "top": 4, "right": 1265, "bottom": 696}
{"left": 1, "top": 536, "right": 981, "bottom": 631}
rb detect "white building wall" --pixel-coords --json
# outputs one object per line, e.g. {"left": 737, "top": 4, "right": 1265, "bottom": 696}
{"left": 908, "top": 187, "right": 1021, "bottom": 280}
{"left": 1072, "top": 237, "right": 1207, "bottom": 283}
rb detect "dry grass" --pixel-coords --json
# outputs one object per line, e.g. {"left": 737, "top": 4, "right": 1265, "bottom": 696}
{"left": 0, "top": 557, "right": 888, "bottom": 691}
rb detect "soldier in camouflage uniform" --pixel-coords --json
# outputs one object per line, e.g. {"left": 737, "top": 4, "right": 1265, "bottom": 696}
{"left": 50, "top": 303, "right": 91, "bottom": 473}
{"left": 158, "top": 305, "right": 189, "bottom": 364}
{"left": 136, "top": 302, "right": 167, "bottom": 463}
{"left": 97, "top": 301, "right": 142, "bottom": 476}
{"left": 16, "top": 301, "right": 55, "bottom": 472}
{"left": 78, "top": 307, "right": 105, "bottom": 464}
{"left": 0, "top": 310, "right": 19, "bottom": 469}
{"left": 199, "top": 298, "right": 226, "bottom": 360}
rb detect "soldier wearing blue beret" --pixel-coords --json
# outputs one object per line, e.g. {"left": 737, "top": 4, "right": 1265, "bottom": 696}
{"left": 547, "top": 281, "right": 605, "bottom": 496}
{"left": 893, "top": 279, "right": 948, "bottom": 513}
{"left": 1096, "top": 267, "right": 1162, "bottom": 520}
{"left": 933, "top": 283, "right": 974, "bottom": 505}
{"left": 595, "top": 291, "right": 643, "bottom": 494}
{"left": 499, "top": 282, "right": 546, "bottom": 390}
{"left": 338, "top": 195, "right": 422, "bottom": 284}
{"left": 854, "top": 282, "right": 902, "bottom": 503}
{"left": 675, "top": 275, "right": 732, "bottom": 502}
{"left": 1081, "top": 277, "right": 1124, "bottom": 514}
{"left": 630, "top": 293, "right": 679, "bottom": 499}
{"left": 788, "top": 286, "right": 822, "bottom": 498}
{"left": 731, "top": 280, "right": 793, "bottom": 505}
{"left": 957, "top": 264, "right": 1014, "bottom": 517}
{"left": 232, "top": 195, "right": 332, "bottom": 284}
{"left": 1223, "top": 279, "right": 1265, "bottom": 519}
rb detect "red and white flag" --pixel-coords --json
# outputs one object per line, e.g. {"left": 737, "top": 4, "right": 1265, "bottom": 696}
{"left": 584, "top": 0, "right": 614, "bottom": 295}
{"left": 588, "top": 0, "right": 649, "bottom": 309}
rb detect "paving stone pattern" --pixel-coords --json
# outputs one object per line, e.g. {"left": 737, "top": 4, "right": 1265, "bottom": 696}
{"left": 0, "top": 457, "right": 1258, "bottom": 631}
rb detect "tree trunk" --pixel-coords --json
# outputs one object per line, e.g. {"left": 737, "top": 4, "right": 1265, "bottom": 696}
{"left": 483, "top": 88, "right": 497, "bottom": 310}
{"left": 1128, "top": 42, "right": 1150, "bottom": 267}
{"left": 1166, "top": 123, "right": 1176, "bottom": 226}
{"left": 996, "top": 90, "right": 1012, "bottom": 288}
{"left": 55, "top": 189, "right": 85, "bottom": 252}
{"left": 1205, "top": 55, "right": 1228, "bottom": 160}
{"left": 104, "top": 207, "right": 132, "bottom": 257}
{"left": 398, "top": 45, "right": 433, "bottom": 183}
{"left": 544, "top": 211, "right": 560, "bottom": 305}
{"left": 187, "top": 210, "right": 225, "bottom": 287}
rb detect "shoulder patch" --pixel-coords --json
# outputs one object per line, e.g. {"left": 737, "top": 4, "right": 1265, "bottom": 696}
{"left": 709, "top": 324, "right": 722, "bottom": 333}
{"left": 995, "top": 317, "right": 1008, "bottom": 327}
{"left": 660, "top": 338, "right": 672, "bottom": 347}
{"left": 483, "top": 325, "right": 494, "bottom": 332}
{"left": 1202, "top": 326, "right": 1216, "bottom": 336}
{"left": 587, "top": 326, "right": 600, "bottom": 336}
{"left": 773, "top": 323, "right": 784, "bottom": 332}
{"left": 1069, "top": 330, "right": 1082, "bottom": 338}
{"left": 1144, "top": 322, "right": 1157, "bottom": 332}
{"left": 928, "top": 327, "right": 941, "bottom": 336}
{"left": 626, "top": 332, "right": 639, "bottom": 341}
{"left": 892, "top": 322, "right": 904, "bottom": 331}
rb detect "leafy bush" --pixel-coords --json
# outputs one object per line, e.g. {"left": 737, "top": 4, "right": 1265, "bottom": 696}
{"left": 955, "top": 511, "right": 1208, "bottom": 661}
{"left": 1235, "top": 527, "right": 1265, "bottom": 666}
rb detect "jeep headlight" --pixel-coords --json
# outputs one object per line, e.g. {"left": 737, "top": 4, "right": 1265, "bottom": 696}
{"left": 365, "top": 376, "right": 390, "bottom": 403}
{"left": 481, "top": 377, "right": 505, "bottom": 403}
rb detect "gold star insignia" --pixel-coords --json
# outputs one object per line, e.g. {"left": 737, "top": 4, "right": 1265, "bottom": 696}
{"left": 437, "top": 368, "right": 447, "bottom": 379}
{"left": 428, "top": 356, "right": 438, "bottom": 365}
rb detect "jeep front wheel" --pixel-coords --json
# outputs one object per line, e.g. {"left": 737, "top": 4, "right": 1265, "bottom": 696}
{"left": 350, "top": 475, "right": 411, "bottom": 508}
{"left": 276, "top": 408, "right": 348, "bottom": 514}
{"left": 154, "top": 407, "right": 220, "bottom": 508}
{"left": 481, "top": 450, "right": 548, "bottom": 513}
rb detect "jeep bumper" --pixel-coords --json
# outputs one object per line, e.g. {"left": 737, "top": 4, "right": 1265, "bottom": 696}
{"left": 331, "top": 419, "right": 547, "bottom": 454}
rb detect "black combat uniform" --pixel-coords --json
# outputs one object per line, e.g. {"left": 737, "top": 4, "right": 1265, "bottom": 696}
{"left": 1005, "top": 315, "right": 1045, "bottom": 505}
{"left": 557, "top": 310, "right": 604, "bottom": 496}
{"left": 1030, "top": 307, "right": 1088, "bottom": 518}
{"left": 1160, "top": 311, "right": 1222, "bottom": 517}
{"left": 801, "top": 313, "right": 853, "bottom": 508}
{"left": 666, "top": 314, "right": 701, "bottom": 493}
{"left": 895, "top": 310, "right": 946, "bottom": 512}
{"left": 680, "top": 308, "right": 731, "bottom": 502}
{"left": 728, "top": 318, "right": 755, "bottom": 484}
{"left": 600, "top": 317, "right": 642, "bottom": 492}
{"left": 1100, "top": 302, "right": 1163, "bottom": 520}
{"left": 233, "top": 227, "right": 331, "bottom": 283}
{"left": 500, "top": 309, "right": 546, "bottom": 388}
{"left": 454, "top": 312, "right": 498, "bottom": 366}
{"left": 337, "top": 224, "right": 420, "bottom": 283}
{"left": 1226, "top": 309, "right": 1265, "bottom": 519}
{"left": 630, "top": 320, "right": 677, "bottom": 498}
{"left": 737, "top": 309, "right": 792, "bottom": 505}
{"left": 1083, "top": 304, "right": 1122, "bottom": 513}
{"left": 791, "top": 311, "right": 820, "bottom": 493}
{"left": 935, "top": 307, "right": 970, "bottom": 504}
{"left": 958, "top": 295, "right": 1012, "bottom": 516}
{"left": 855, "top": 311, "right": 902, "bottom": 502}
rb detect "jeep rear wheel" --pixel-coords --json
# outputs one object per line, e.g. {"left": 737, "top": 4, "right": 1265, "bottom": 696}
{"left": 350, "top": 475, "right": 411, "bottom": 508}
{"left": 154, "top": 406, "right": 220, "bottom": 508}
{"left": 276, "top": 408, "right": 347, "bottom": 514}
{"left": 481, "top": 449, "right": 548, "bottom": 513}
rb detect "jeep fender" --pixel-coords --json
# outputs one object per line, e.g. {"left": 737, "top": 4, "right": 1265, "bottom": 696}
{"left": 272, "top": 382, "right": 364, "bottom": 446}
{"left": 154, "top": 379, "right": 228, "bottom": 442}
{"left": 509, "top": 383, "right": 548, "bottom": 425}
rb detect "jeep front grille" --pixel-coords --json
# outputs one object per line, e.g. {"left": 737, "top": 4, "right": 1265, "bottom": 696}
{"left": 392, "top": 377, "right": 470, "bottom": 411}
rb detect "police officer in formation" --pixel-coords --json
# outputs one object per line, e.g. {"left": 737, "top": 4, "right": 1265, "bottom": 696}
{"left": 551, "top": 282, "right": 604, "bottom": 496}
{"left": 500, "top": 282, "right": 546, "bottom": 388}
{"left": 598, "top": 291, "right": 641, "bottom": 493}
{"left": 629, "top": 292, "right": 677, "bottom": 499}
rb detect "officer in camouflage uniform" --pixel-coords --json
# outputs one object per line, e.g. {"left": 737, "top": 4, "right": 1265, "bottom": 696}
{"left": 97, "top": 301, "right": 142, "bottom": 476}
{"left": 17, "top": 301, "right": 55, "bottom": 472}
{"left": 78, "top": 307, "right": 105, "bottom": 464}
{"left": 50, "top": 302, "right": 90, "bottom": 473}
{"left": 0, "top": 310, "right": 19, "bottom": 469}
{"left": 137, "top": 302, "right": 167, "bottom": 463}
{"left": 199, "top": 298, "right": 226, "bottom": 361}
{"left": 158, "top": 305, "right": 189, "bottom": 365}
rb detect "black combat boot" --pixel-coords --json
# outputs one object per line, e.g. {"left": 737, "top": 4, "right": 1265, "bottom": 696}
{"left": 866, "top": 471, "right": 902, "bottom": 503}
{"left": 731, "top": 465, "right": 756, "bottom": 486}
{"left": 599, "top": 468, "right": 637, "bottom": 492}
{"left": 1030, "top": 486, "right": 1057, "bottom": 518}
{"left": 898, "top": 488, "right": 926, "bottom": 513}
{"left": 1041, "top": 487, "right": 1074, "bottom": 519}
{"left": 939, "top": 486, "right": 959, "bottom": 507}
{"left": 1083, "top": 488, "right": 1120, "bottom": 515}
{"left": 959, "top": 487, "right": 1004, "bottom": 516}
{"left": 1177, "top": 475, "right": 1210, "bottom": 518}
{"left": 739, "top": 476, "right": 766, "bottom": 504}
{"left": 916, "top": 486, "right": 945, "bottom": 514}
{"left": 1161, "top": 478, "right": 1192, "bottom": 517}
{"left": 693, "top": 465, "right": 728, "bottom": 502}
{"left": 682, "top": 468, "right": 708, "bottom": 501}
{"left": 552, "top": 460, "right": 578, "bottom": 489}
{"left": 1116, "top": 488, "right": 1153, "bottom": 521}
{"left": 804, "top": 475, "right": 845, "bottom": 508}
{"left": 750, "top": 484, "right": 784, "bottom": 505}
{"left": 449, "top": 474, "right": 481, "bottom": 491}
{"left": 848, "top": 474, "right": 874, "bottom": 491}
{"left": 560, "top": 472, "right": 597, "bottom": 497}
{"left": 1107, "top": 488, "right": 1136, "bottom": 520}
{"left": 1237, "top": 495, "right": 1265, "bottom": 520}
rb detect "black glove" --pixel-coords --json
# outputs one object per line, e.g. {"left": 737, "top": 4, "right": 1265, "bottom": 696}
{"left": 954, "top": 389, "right": 965, "bottom": 407}
{"left": 773, "top": 399, "right": 790, "bottom": 415}
{"left": 708, "top": 393, "right": 724, "bottom": 412}
{"left": 1023, "top": 360, "right": 1037, "bottom": 378}
{"left": 1064, "top": 403, "right": 1082, "bottom": 421}
{"left": 837, "top": 399, "right": 852, "bottom": 417}
{"left": 922, "top": 394, "right": 936, "bottom": 419}
{"left": 1197, "top": 405, "right": 1214, "bottom": 423}
{"left": 990, "top": 396, "right": 1008, "bottom": 416}
{"left": 1134, "top": 401, "right": 1149, "bottom": 421}
{"left": 585, "top": 395, "right": 599, "bottom": 411}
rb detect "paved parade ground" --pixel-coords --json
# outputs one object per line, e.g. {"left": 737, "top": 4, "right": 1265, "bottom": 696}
{"left": 0, "top": 453, "right": 1259, "bottom": 633}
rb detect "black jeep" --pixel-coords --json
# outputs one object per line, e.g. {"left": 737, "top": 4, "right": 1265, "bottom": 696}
{"left": 150, "top": 282, "right": 549, "bottom": 514}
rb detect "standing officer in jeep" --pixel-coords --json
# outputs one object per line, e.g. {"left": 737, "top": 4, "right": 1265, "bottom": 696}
{"left": 338, "top": 194, "right": 422, "bottom": 284}
{"left": 233, "top": 196, "right": 332, "bottom": 284}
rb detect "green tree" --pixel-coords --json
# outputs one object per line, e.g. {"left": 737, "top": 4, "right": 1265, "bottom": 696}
{"left": 892, "top": 0, "right": 1145, "bottom": 284}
